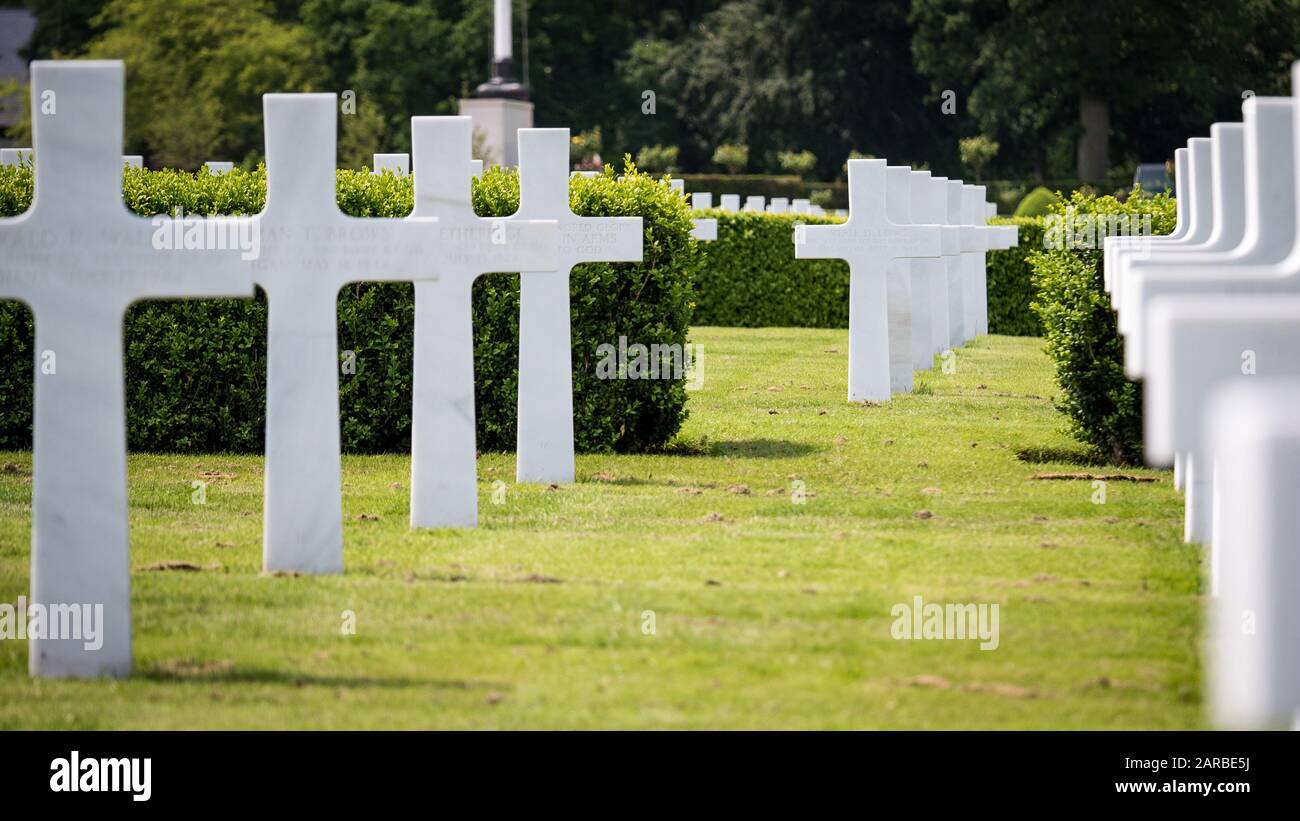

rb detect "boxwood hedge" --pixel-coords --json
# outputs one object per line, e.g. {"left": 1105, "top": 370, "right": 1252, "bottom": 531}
{"left": 1029, "top": 189, "right": 1176, "bottom": 465}
{"left": 0, "top": 162, "right": 699, "bottom": 454}
{"left": 692, "top": 211, "right": 1043, "bottom": 336}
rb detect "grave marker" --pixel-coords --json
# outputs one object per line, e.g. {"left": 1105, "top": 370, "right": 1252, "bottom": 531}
{"left": 0, "top": 61, "right": 256, "bottom": 677}
{"left": 406, "top": 120, "right": 562, "bottom": 526}
{"left": 794, "top": 159, "right": 941, "bottom": 401}
{"left": 510, "top": 129, "right": 642, "bottom": 485}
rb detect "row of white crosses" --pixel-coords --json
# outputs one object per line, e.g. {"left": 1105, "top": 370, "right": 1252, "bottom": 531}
{"left": 1106, "top": 61, "right": 1300, "bottom": 728}
{"left": 0, "top": 60, "right": 663, "bottom": 678}
{"left": 791, "top": 158, "right": 1014, "bottom": 401}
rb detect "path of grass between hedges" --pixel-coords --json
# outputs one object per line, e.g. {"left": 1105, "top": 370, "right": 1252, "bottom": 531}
{"left": 0, "top": 328, "right": 1200, "bottom": 729}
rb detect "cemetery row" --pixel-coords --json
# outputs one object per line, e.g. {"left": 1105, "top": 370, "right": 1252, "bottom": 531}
{"left": 1105, "top": 60, "right": 1300, "bottom": 729}
{"left": 0, "top": 60, "right": 1010, "bottom": 681}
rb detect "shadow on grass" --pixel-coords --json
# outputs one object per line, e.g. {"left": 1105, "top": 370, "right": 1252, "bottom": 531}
{"left": 141, "top": 665, "right": 503, "bottom": 691}
{"left": 652, "top": 436, "right": 819, "bottom": 459}
{"left": 1015, "top": 445, "right": 1110, "bottom": 468}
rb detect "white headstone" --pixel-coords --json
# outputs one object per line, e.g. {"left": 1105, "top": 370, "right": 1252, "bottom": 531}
{"left": 122, "top": 154, "right": 142, "bottom": 168}
{"left": 791, "top": 198, "right": 811, "bottom": 214}
{"left": 1111, "top": 137, "right": 1216, "bottom": 313}
{"left": 0, "top": 61, "right": 256, "bottom": 677}
{"left": 1105, "top": 147, "right": 1193, "bottom": 302}
{"left": 885, "top": 165, "right": 917, "bottom": 393}
{"left": 926, "top": 176, "right": 960, "bottom": 358}
{"left": 961, "top": 184, "right": 992, "bottom": 339}
{"left": 1206, "top": 379, "right": 1300, "bottom": 729}
{"left": 691, "top": 192, "right": 713, "bottom": 210}
{"left": 669, "top": 178, "right": 685, "bottom": 194}
{"left": 1126, "top": 98, "right": 1298, "bottom": 547}
{"left": 511, "top": 129, "right": 643, "bottom": 485}
{"left": 204, "top": 161, "right": 234, "bottom": 175}
{"left": 719, "top": 194, "right": 739, "bottom": 212}
{"left": 768, "top": 197, "right": 789, "bottom": 214}
{"left": 945, "top": 179, "right": 969, "bottom": 346}
{"left": 407, "top": 119, "right": 562, "bottom": 527}
{"left": 1119, "top": 123, "right": 1246, "bottom": 356}
{"left": 744, "top": 195, "right": 765, "bottom": 212}
{"left": 794, "top": 159, "right": 942, "bottom": 401}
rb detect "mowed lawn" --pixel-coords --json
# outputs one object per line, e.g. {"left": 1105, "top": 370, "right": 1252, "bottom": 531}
{"left": 0, "top": 328, "right": 1200, "bottom": 729}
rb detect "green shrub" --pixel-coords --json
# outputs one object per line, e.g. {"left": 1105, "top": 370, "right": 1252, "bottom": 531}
{"left": 692, "top": 211, "right": 848, "bottom": 328}
{"left": 0, "top": 161, "right": 698, "bottom": 454}
{"left": 690, "top": 212, "right": 1040, "bottom": 336}
{"left": 1029, "top": 189, "right": 1176, "bottom": 465}
{"left": 986, "top": 217, "right": 1045, "bottom": 336}
{"left": 712, "top": 143, "right": 749, "bottom": 174}
{"left": 1015, "top": 186, "right": 1058, "bottom": 217}
{"left": 777, "top": 149, "right": 817, "bottom": 178}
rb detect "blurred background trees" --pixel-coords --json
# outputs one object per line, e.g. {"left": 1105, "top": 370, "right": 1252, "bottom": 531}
{"left": 7, "top": 0, "right": 1300, "bottom": 182}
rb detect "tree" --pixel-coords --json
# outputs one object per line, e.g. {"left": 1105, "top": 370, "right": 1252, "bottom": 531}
{"left": 623, "top": 0, "right": 941, "bottom": 177}
{"left": 74, "top": 0, "right": 323, "bottom": 168}
{"left": 911, "top": 0, "right": 1300, "bottom": 182}
{"left": 777, "top": 149, "right": 817, "bottom": 179}
{"left": 958, "top": 136, "right": 998, "bottom": 182}
{"left": 712, "top": 143, "right": 748, "bottom": 174}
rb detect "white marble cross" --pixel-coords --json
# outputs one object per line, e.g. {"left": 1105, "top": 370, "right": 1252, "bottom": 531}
{"left": 1, "top": 147, "right": 32, "bottom": 167}
{"left": 407, "top": 119, "right": 562, "bottom": 527}
{"left": 885, "top": 165, "right": 919, "bottom": 392}
{"left": 1105, "top": 148, "right": 1191, "bottom": 303}
{"left": 912, "top": 172, "right": 957, "bottom": 366}
{"left": 944, "top": 179, "right": 971, "bottom": 346}
{"left": 961, "top": 184, "right": 993, "bottom": 339}
{"left": 1118, "top": 123, "right": 1247, "bottom": 358}
{"left": 1206, "top": 379, "right": 1300, "bottom": 729}
{"left": 204, "top": 161, "right": 234, "bottom": 175}
{"left": 1125, "top": 99, "right": 1298, "bottom": 547}
{"left": 794, "top": 158, "right": 941, "bottom": 401}
{"left": 253, "top": 109, "right": 555, "bottom": 570}
{"left": 1111, "top": 137, "right": 1216, "bottom": 315}
{"left": 510, "top": 129, "right": 643, "bottom": 485}
{"left": 1146, "top": 295, "right": 1300, "bottom": 571}
{"left": 0, "top": 61, "right": 256, "bottom": 678}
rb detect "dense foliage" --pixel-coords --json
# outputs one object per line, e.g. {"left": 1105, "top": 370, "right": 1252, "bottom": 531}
{"left": 0, "top": 162, "right": 698, "bottom": 454}
{"left": 1029, "top": 189, "right": 1177, "bottom": 465}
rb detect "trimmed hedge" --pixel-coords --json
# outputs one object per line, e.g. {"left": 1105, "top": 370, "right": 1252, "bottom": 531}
{"left": 1029, "top": 189, "right": 1176, "bottom": 466}
{"left": 986, "top": 216, "right": 1045, "bottom": 336}
{"left": 692, "top": 211, "right": 1043, "bottom": 336}
{"left": 0, "top": 163, "right": 699, "bottom": 454}
{"left": 692, "top": 211, "right": 849, "bottom": 328}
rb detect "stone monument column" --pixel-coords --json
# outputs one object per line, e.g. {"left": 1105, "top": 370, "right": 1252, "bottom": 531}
{"left": 458, "top": 0, "right": 534, "bottom": 167}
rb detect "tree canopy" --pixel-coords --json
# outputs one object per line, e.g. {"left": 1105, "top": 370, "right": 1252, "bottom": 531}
{"left": 8, "top": 0, "right": 1299, "bottom": 180}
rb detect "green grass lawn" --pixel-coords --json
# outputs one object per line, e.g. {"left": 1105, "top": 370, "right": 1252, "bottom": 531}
{"left": 0, "top": 328, "right": 1200, "bottom": 729}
